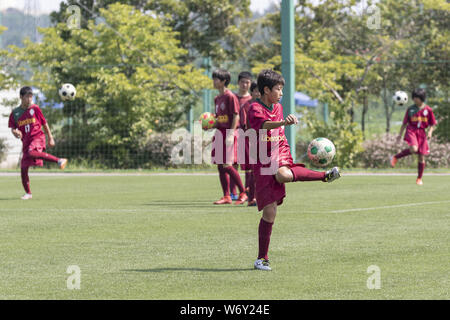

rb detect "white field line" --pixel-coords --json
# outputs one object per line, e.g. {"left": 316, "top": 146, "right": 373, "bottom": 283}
{"left": 307, "top": 200, "right": 450, "bottom": 214}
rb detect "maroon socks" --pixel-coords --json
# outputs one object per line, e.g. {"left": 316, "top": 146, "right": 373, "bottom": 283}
{"left": 395, "top": 148, "right": 412, "bottom": 159}
{"left": 27, "top": 150, "right": 59, "bottom": 163}
{"left": 222, "top": 165, "right": 244, "bottom": 193}
{"left": 290, "top": 166, "right": 326, "bottom": 182}
{"left": 258, "top": 218, "right": 273, "bottom": 260}
{"left": 218, "top": 165, "right": 230, "bottom": 196}
{"left": 418, "top": 162, "right": 425, "bottom": 179}
{"left": 21, "top": 167, "right": 31, "bottom": 194}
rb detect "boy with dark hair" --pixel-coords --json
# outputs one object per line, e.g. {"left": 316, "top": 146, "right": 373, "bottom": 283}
{"left": 390, "top": 88, "right": 437, "bottom": 185}
{"left": 229, "top": 71, "right": 253, "bottom": 200}
{"left": 247, "top": 70, "right": 340, "bottom": 271}
{"left": 239, "top": 81, "right": 260, "bottom": 206}
{"left": 211, "top": 69, "right": 247, "bottom": 205}
{"left": 8, "top": 86, "right": 68, "bottom": 200}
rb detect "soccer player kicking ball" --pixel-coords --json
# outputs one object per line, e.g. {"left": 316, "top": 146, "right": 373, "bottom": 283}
{"left": 247, "top": 70, "right": 340, "bottom": 271}
{"left": 8, "top": 86, "right": 68, "bottom": 200}
{"left": 390, "top": 88, "right": 437, "bottom": 185}
{"left": 211, "top": 70, "right": 248, "bottom": 205}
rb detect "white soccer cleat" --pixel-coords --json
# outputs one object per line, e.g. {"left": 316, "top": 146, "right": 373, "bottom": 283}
{"left": 254, "top": 258, "right": 272, "bottom": 271}
{"left": 324, "top": 167, "right": 341, "bottom": 183}
{"left": 21, "top": 193, "right": 32, "bottom": 200}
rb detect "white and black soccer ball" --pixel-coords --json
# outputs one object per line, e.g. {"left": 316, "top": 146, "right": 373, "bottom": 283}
{"left": 307, "top": 137, "right": 336, "bottom": 167}
{"left": 59, "top": 83, "right": 76, "bottom": 101}
{"left": 392, "top": 91, "right": 408, "bottom": 106}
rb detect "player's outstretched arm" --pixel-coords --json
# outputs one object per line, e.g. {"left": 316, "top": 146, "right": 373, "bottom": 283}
{"left": 262, "top": 114, "right": 298, "bottom": 130}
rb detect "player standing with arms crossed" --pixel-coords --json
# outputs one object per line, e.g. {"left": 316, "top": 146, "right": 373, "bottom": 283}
{"left": 211, "top": 70, "right": 247, "bottom": 205}
{"left": 8, "top": 86, "right": 68, "bottom": 200}
{"left": 390, "top": 88, "right": 437, "bottom": 185}
{"left": 247, "top": 70, "right": 340, "bottom": 271}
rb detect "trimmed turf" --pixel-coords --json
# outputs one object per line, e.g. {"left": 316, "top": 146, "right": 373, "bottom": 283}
{"left": 0, "top": 174, "right": 448, "bottom": 299}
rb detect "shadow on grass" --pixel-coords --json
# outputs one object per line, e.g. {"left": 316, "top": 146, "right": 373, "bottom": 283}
{"left": 124, "top": 267, "right": 254, "bottom": 273}
{"left": 143, "top": 200, "right": 248, "bottom": 208}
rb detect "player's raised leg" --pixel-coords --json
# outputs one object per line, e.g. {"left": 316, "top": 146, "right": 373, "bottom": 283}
{"left": 274, "top": 165, "right": 340, "bottom": 184}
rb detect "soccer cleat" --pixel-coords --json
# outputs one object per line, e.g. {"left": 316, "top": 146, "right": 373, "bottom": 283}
{"left": 234, "top": 192, "right": 248, "bottom": 205}
{"left": 247, "top": 199, "right": 257, "bottom": 207}
{"left": 390, "top": 156, "right": 398, "bottom": 168}
{"left": 230, "top": 193, "right": 238, "bottom": 201}
{"left": 324, "top": 167, "right": 341, "bottom": 183}
{"left": 254, "top": 258, "right": 271, "bottom": 271}
{"left": 416, "top": 178, "right": 423, "bottom": 185}
{"left": 21, "top": 193, "right": 32, "bottom": 200}
{"left": 58, "top": 158, "right": 68, "bottom": 170}
{"left": 213, "top": 196, "right": 232, "bottom": 205}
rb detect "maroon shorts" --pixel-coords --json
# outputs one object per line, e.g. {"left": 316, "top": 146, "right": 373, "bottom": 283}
{"left": 21, "top": 138, "right": 46, "bottom": 168}
{"left": 211, "top": 128, "right": 237, "bottom": 165}
{"left": 404, "top": 128, "right": 430, "bottom": 155}
{"left": 253, "top": 162, "right": 304, "bottom": 211}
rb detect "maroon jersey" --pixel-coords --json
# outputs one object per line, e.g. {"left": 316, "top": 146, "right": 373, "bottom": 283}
{"left": 403, "top": 105, "right": 436, "bottom": 130}
{"left": 9, "top": 104, "right": 47, "bottom": 149}
{"left": 236, "top": 94, "right": 252, "bottom": 129}
{"left": 247, "top": 99, "right": 294, "bottom": 169}
{"left": 214, "top": 89, "right": 240, "bottom": 129}
{"left": 239, "top": 99, "right": 254, "bottom": 130}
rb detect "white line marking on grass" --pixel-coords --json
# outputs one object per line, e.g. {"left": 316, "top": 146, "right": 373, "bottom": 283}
{"left": 312, "top": 200, "right": 450, "bottom": 214}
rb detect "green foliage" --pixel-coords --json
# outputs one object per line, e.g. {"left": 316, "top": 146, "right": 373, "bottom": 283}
{"left": 0, "top": 137, "right": 7, "bottom": 162}
{"left": 145, "top": 0, "right": 252, "bottom": 62}
{"left": 0, "top": 26, "right": 16, "bottom": 89}
{"left": 302, "top": 103, "right": 364, "bottom": 168}
{"left": 10, "top": 3, "right": 209, "bottom": 168}
{"left": 433, "top": 98, "right": 450, "bottom": 143}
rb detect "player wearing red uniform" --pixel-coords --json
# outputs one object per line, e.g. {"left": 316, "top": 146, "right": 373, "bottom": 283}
{"left": 211, "top": 70, "right": 247, "bottom": 205}
{"left": 8, "top": 87, "right": 68, "bottom": 200}
{"left": 239, "top": 81, "right": 260, "bottom": 206}
{"left": 390, "top": 88, "right": 437, "bottom": 185}
{"left": 247, "top": 70, "right": 340, "bottom": 271}
{"left": 229, "top": 71, "right": 253, "bottom": 200}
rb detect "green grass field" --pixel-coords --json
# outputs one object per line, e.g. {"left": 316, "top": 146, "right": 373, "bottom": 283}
{"left": 0, "top": 173, "right": 449, "bottom": 299}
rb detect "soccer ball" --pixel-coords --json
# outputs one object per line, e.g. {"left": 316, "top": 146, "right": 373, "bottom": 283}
{"left": 392, "top": 91, "right": 408, "bottom": 106}
{"left": 59, "top": 83, "right": 76, "bottom": 101}
{"left": 307, "top": 137, "right": 336, "bottom": 167}
{"left": 199, "top": 112, "right": 216, "bottom": 130}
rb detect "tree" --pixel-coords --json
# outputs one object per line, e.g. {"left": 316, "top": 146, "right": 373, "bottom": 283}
{"left": 50, "top": 0, "right": 253, "bottom": 64}
{"left": 0, "top": 26, "right": 15, "bottom": 90}
{"left": 11, "top": 3, "right": 209, "bottom": 168}
{"left": 145, "top": 0, "right": 253, "bottom": 63}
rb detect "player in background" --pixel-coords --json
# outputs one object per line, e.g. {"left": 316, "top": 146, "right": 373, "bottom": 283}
{"left": 247, "top": 70, "right": 340, "bottom": 271}
{"left": 211, "top": 70, "right": 248, "bottom": 205}
{"left": 229, "top": 71, "right": 253, "bottom": 200}
{"left": 8, "top": 86, "right": 68, "bottom": 200}
{"left": 239, "top": 81, "right": 260, "bottom": 206}
{"left": 390, "top": 88, "right": 437, "bottom": 185}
